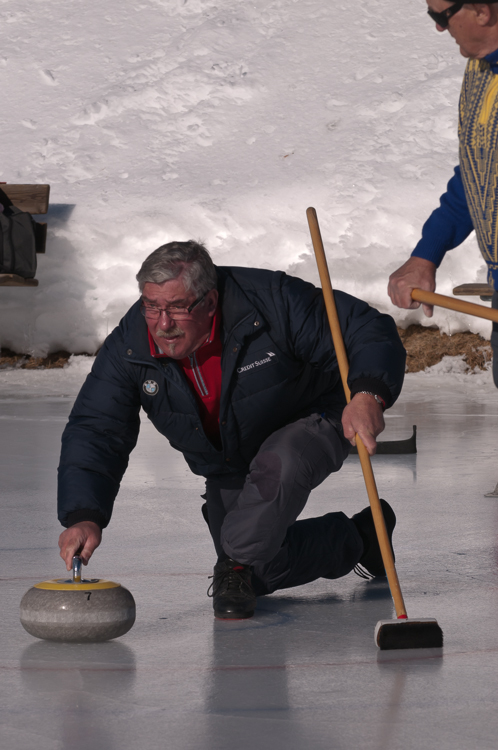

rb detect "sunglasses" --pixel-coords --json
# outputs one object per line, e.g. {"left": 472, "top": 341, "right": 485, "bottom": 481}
{"left": 427, "top": 1, "right": 465, "bottom": 28}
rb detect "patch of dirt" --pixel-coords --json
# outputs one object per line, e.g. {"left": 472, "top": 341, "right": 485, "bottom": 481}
{"left": 0, "top": 348, "right": 74, "bottom": 370}
{"left": 398, "top": 325, "right": 492, "bottom": 373}
{"left": 0, "top": 327, "right": 493, "bottom": 373}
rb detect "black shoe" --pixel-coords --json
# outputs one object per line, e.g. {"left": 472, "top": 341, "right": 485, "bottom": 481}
{"left": 351, "top": 499, "right": 396, "bottom": 578}
{"left": 208, "top": 558, "right": 256, "bottom": 619}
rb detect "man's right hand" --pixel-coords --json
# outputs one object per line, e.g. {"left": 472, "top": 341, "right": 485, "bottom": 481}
{"left": 58, "top": 521, "right": 102, "bottom": 571}
{"left": 388, "top": 257, "right": 437, "bottom": 317}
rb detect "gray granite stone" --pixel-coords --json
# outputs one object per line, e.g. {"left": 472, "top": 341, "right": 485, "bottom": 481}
{"left": 20, "top": 585, "right": 136, "bottom": 642}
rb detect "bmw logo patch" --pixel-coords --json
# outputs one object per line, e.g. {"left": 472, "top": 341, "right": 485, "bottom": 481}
{"left": 143, "top": 380, "right": 159, "bottom": 396}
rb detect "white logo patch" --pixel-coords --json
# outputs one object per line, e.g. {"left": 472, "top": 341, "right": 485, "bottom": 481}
{"left": 237, "top": 351, "right": 276, "bottom": 374}
{"left": 143, "top": 380, "right": 159, "bottom": 396}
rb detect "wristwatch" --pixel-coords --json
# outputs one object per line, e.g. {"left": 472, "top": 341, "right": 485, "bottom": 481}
{"left": 356, "top": 391, "right": 385, "bottom": 410}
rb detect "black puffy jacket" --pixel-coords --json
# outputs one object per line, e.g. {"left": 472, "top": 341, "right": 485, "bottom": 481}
{"left": 58, "top": 267, "right": 406, "bottom": 528}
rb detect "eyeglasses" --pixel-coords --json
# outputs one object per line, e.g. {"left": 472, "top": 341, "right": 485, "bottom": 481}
{"left": 140, "top": 291, "right": 208, "bottom": 321}
{"left": 427, "top": 1, "right": 464, "bottom": 28}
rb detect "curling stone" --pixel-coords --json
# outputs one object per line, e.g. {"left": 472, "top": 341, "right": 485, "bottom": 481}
{"left": 20, "top": 556, "right": 136, "bottom": 643}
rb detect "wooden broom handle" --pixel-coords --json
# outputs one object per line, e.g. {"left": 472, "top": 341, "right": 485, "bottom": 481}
{"left": 306, "top": 207, "right": 407, "bottom": 619}
{"left": 412, "top": 288, "right": 498, "bottom": 323}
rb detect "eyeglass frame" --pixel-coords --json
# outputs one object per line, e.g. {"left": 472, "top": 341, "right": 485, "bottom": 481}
{"left": 140, "top": 290, "right": 209, "bottom": 320}
{"left": 427, "top": 0, "right": 465, "bottom": 28}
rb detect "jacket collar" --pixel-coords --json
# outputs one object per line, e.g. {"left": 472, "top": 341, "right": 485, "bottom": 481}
{"left": 216, "top": 267, "right": 267, "bottom": 346}
{"left": 120, "top": 299, "right": 155, "bottom": 362}
{"left": 485, "top": 48, "right": 498, "bottom": 74}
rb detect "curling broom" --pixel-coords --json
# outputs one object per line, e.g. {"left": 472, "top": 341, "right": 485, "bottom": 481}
{"left": 307, "top": 207, "right": 443, "bottom": 650}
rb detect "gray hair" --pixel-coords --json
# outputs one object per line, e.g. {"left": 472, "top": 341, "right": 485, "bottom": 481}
{"left": 136, "top": 240, "right": 217, "bottom": 295}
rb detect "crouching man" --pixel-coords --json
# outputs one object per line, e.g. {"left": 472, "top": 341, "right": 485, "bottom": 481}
{"left": 58, "top": 240, "right": 406, "bottom": 619}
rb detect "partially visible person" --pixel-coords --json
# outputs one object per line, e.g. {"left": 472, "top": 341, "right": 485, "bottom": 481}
{"left": 388, "top": 0, "right": 498, "bottom": 495}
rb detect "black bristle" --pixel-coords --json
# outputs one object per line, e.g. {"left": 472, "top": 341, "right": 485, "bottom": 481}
{"left": 377, "top": 620, "right": 443, "bottom": 650}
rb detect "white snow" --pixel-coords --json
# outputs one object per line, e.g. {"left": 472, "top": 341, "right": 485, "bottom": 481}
{"left": 0, "top": 355, "right": 93, "bottom": 398}
{"left": 0, "top": 0, "right": 494, "bottom": 356}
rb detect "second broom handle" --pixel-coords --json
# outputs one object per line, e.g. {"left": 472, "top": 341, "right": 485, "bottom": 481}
{"left": 412, "top": 288, "right": 498, "bottom": 323}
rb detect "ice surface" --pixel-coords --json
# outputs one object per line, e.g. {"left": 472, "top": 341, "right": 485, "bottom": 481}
{"left": 1, "top": 365, "right": 498, "bottom": 749}
{"left": 1, "top": 0, "right": 494, "bottom": 356}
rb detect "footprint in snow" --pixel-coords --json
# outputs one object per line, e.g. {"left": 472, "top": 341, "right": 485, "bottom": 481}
{"left": 39, "top": 69, "right": 59, "bottom": 86}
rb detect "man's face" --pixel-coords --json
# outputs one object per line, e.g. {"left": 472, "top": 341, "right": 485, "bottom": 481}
{"left": 141, "top": 276, "right": 218, "bottom": 360}
{"left": 427, "top": 0, "right": 491, "bottom": 58}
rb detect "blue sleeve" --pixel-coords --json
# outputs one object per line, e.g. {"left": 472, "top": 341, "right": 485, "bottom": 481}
{"left": 411, "top": 165, "right": 474, "bottom": 266}
{"left": 57, "top": 333, "right": 141, "bottom": 528}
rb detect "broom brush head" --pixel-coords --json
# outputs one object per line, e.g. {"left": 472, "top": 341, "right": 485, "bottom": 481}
{"left": 375, "top": 618, "right": 443, "bottom": 650}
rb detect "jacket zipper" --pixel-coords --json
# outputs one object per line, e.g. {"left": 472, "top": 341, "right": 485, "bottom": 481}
{"left": 189, "top": 352, "right": 209, "bottom": 396}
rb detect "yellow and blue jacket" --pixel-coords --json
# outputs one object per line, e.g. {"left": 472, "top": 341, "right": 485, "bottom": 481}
{"left": 412, "top": 49, "right": 498, "bottom": 290}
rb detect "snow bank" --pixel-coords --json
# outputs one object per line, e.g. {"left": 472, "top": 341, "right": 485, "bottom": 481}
{"left": 1, "top": 0, "right": 492, "bottom": 355}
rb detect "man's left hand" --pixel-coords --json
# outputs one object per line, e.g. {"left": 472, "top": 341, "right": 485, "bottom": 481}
{"left": 341, "top": 392, "right": 385, "bottom": 455}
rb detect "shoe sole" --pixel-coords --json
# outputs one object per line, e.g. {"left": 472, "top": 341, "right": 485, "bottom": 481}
{"left": 214, "top": 610, "right": 254, "bottom": 620}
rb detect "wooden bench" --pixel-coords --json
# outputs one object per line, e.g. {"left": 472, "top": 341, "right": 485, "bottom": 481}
{"left": 0, "top": 184, "right": 50, "bottom": 287}
{"left": 453, "top": 283, "right": 494, "bottom": 301}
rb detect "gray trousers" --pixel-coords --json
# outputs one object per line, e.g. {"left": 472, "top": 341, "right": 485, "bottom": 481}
{"left": 204, "top": 413, "right": 364, "bottom": 595}
{"left": 492, "top": 292, "right": 498, "bottom": 388}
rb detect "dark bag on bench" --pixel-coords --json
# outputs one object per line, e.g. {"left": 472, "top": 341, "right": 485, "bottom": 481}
{"left": 0, "top": 204, "right": 37, "bottom": 279}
